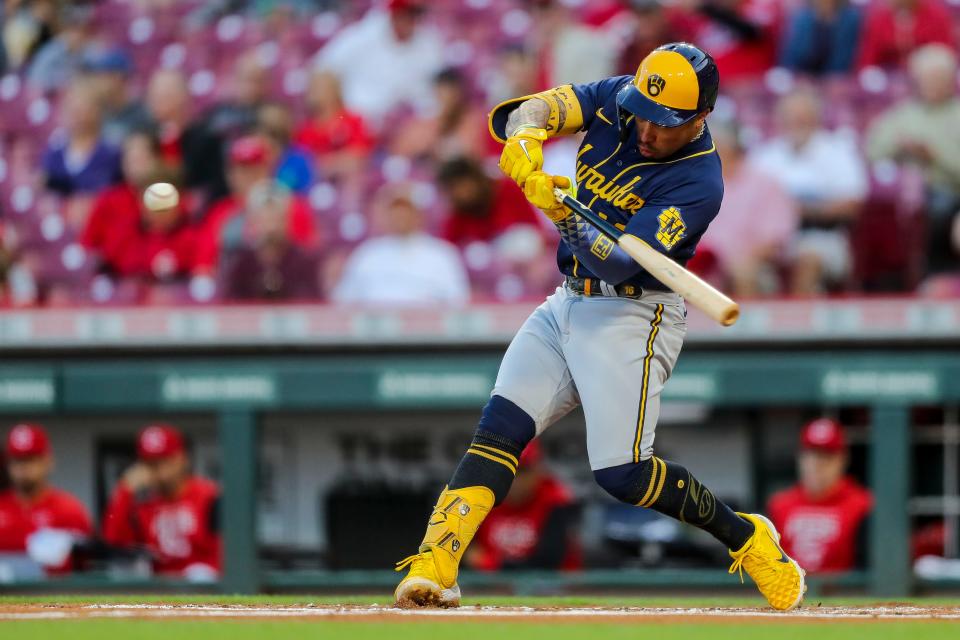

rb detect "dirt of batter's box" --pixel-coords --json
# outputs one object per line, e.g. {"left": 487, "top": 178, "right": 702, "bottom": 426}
{"left": 1, "top": 603, "right": 960, "bottom": 624}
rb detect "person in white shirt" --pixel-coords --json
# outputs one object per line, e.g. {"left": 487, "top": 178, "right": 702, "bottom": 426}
{"left": 750, "top": 89, "right": 868, "bottom": 294}
{"left": 701, "top": 121, "right": 799, "bottom": 296}
{"left": 313, "top": 0, "right": 444, "bottom": 128}
{"left": 333, "top": 185, "right": 470, "bottom": 306}
{"left": 529, "top": 0, "right": 618, "bottom": 87}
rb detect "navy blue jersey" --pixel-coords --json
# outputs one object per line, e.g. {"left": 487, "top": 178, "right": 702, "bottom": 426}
{"left": 562, "top": 75, "right": 723, "bottom": 290}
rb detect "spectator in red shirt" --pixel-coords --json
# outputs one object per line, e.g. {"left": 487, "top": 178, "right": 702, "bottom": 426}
{"left": 467, "top": 441, "right": 581, "bottom": 571}
{"left": 295, "top": 69, "right": 373, "bottom": 182}
{"left": 684, "top": 0, "right": 781, "bottom": 81}
{"left": 437, "top": 157, "right": 556, "bottom": 298}
{"left": 437, "top": 157, "right": 541, "bottom": 246}
{"left": 0, "top": 423, "right": 93, "bottom": 574}
{"left": 858, "top": 0, "right": 954, "bottom": 70}
{"left": 197, "top": 135, "right": 318, "bottom": 272}
{"left": 102, "top": 424, "right": 221, "bottom": 580}
{"left": 768, "top": 418, "right": 873, "bottom": 574}
{"left": 119, "top": 195, "right": 198, "bottom": 284}
{"left": 83, "top": 130, "right": 182, "bottom": 280}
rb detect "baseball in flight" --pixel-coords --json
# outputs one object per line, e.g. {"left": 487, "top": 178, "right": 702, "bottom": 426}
{"left": 142, "top": 182, "right": 180, "bottom": 211}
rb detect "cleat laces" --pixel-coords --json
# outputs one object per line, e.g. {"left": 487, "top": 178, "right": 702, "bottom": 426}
{"left": 395, "top": 553, "right": 424, "bottom": 573}
{"left": 728, "top": 551, "right": 778, "bottom": 585}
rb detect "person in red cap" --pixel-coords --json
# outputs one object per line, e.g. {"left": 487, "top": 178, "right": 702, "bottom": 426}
{"left": 195, "top": 134, "right": 317, "bottom": 272}
{"left": 0, "top": 423, "right": 93, "bottom": 573}
{"left": 102, "top": 424, "right": 221, "bottom": 580}
{"left": 466, "top": 441, "right": 581, "bottom": 572}
{"left": 767, "top": 418, "right": 873, "bottom": 574}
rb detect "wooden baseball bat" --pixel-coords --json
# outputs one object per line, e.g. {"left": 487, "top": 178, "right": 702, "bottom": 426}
{"left": 553, "top": 188, "right": 739, "bottom": 326}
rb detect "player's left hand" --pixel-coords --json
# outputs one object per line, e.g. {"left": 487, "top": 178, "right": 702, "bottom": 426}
{"left": 523, "top": 172, "right": 572, "bottom": 221}
{"left": 122, "top": 462, "right": 154, "bottom": 494}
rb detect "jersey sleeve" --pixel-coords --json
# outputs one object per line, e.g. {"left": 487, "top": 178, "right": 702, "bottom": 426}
{"left": 60, "top": 496, "right": 94, "bottom": 537}
{"left": 488, "top": 75, "right": 632, "bottom": 144}
{"left": 569, "top": 75, "right": 632, "bottom": 129}
{"left": 101, "top": 485, "right": 138, "bottom": 547}
{"left": 488, "top": 84, "right": 586, "bottom": 143}
{"left": 187, "top": 483, "right": 223, "bottom": 568}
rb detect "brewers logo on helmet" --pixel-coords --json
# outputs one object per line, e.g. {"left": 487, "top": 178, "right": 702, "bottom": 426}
{"left": 616, "top": 42, "right": 719, "bottom": 135}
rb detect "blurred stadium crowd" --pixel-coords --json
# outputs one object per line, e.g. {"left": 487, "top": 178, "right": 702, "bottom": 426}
{"left": 1, "top": 0, "right": 960, "bottom": 306}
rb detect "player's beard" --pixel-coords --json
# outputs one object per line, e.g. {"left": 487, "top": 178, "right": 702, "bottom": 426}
{"left": 638, "top": 143, "right": 658, "bottom": 158}
{"left": 638, "top": 121, "right": 706, "bottom": 159}
{"left": 13, "top": 478, "right": 42, "bottom": 499}
{"left": 457, "top": 191, "right": 494, "bottom": 218}
{"left": 156, "top": 472, "right": 188, "bottom": 498}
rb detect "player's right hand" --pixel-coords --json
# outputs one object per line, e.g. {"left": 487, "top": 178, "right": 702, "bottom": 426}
{"left": 499, "top": 126, "right": 547, "bottom": 186}
{"left": 524, "top": 172, "right": 572, "bottom": 221}
{"left": 122, "top": 462, "right": 154, "bottom": 494}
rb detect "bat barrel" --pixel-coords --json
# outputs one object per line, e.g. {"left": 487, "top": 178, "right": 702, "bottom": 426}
{"left": 719, "top": 303, "right": 739, "bottom": 327}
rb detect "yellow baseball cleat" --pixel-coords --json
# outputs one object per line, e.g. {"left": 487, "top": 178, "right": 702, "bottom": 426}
{"left": 394, "top": 550, "right": 462, "bottom": 608}
{"left": 728, "top": 513, "right": 806, "bottom": 611}
{"left": 394, "top": 486, "right": 494, "bottom": 608}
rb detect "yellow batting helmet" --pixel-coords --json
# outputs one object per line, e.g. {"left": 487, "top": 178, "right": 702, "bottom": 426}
{"left": 616, "top": 42, "right": 719, "bottom": 131}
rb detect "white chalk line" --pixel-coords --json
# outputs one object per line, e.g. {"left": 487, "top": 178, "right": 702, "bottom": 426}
{"left": 1, "top": 605, "right": 959, "bottom": 621}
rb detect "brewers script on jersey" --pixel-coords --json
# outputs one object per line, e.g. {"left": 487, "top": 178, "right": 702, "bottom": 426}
{"left": 394, "top": 43, "right": 806, "bottom": 612}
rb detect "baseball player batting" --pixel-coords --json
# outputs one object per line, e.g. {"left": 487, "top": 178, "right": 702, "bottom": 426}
{"left": 395, "top": 43, "right": 806, "bottom": 611}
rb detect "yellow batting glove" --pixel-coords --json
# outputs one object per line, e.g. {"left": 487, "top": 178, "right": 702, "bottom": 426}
{"left": 499, "top": 126, "right": 547, "bottom": 186}
{"left": 524, "top": 172, "right": 573, "bottom": 221}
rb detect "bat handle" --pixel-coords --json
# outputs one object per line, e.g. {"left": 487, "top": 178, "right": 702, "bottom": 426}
{"left": 553, "top": 187, "right": 568, "bottom": 204}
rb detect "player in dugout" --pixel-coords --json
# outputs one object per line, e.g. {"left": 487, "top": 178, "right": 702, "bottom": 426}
{"left": 102, "top": 424, "right": 221, "bottom": 581}
{"left": 395, "top": 43, "right": 805, "bottom": 610}
{"left": 0, "top": 423, "right": 93, "bottom": 574}
{"left": 466, "top": 441, "right": 581, "bottom": 572}
{"left": 768, "top": 418, "right": 873, "bottom": 574}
